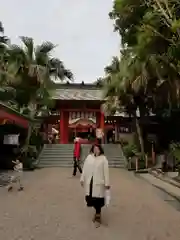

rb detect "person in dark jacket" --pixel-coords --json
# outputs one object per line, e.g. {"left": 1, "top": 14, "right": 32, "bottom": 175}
{"left": 73, "top": 137, "right": 82, "bottom": 176}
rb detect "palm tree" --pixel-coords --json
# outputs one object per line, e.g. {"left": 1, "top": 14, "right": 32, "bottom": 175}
{"left": 0, "top": 21, "right": 9, "bottom": 44}
{"left": 7, "top": 36, "right": 73, "bottom": 150}
{"left": 103, "top": 54, "right": 148, "bottom": 154}
{"left": 8, "top": 36, "right": 73, "bottom": 112}
{"left": 0, "top": 22, "right": 14, "bottom": 102}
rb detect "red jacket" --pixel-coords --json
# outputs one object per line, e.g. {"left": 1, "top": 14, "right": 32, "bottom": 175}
{"left": 74, "top": 142, "right": 81, "bottom": 159}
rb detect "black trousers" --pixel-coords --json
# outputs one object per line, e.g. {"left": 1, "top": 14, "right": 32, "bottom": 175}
{"left": 73, "top": 157, "right": 82, "bottom": 176}
{"left": 86, "top": 178, "right": 104, "bottom": 215}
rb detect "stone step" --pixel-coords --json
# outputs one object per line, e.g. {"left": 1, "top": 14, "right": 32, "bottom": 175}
{"left": 38, "top": 144, "right": 126, "bottom": 168}
{"left": 41, "top": 154, "right": 124, "bottom": 161}
{"left": 41, "top": 150, "right": 124, "bottom": 155}
{"left": 41, "top": 150, "right": 124, "bottom": 154}
{"left": 39, "top": 164, "right": 123, "bottom": 168}
{"left": 44, "top": 144, "right": 122, "bottom": 148}
{"left": 39, "top": 158, "right": 124, "bottom": 164}
{"left": 38, "top": 159, "right": 124, "bottom": 164}
{"left": 39, "top": 161, "right": 125, "bottom": 168}
{"left": 39, "top": 161, "right": 124, "bottom": 167}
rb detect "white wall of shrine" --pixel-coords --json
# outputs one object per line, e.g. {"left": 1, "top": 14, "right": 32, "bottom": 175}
{"left": 69, "top": 111, "right": 96, "bottom": 124}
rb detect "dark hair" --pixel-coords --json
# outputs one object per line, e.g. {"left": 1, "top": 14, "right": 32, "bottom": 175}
{"left": 89, "top": 144, "right": 104, "bottom": 156}
{"left": 16, "top": 156, "right": 21, "bottom": 162}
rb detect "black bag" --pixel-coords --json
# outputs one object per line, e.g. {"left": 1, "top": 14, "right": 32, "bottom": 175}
{"left": 86, "top": 195, "right": 93, "bottom": 207}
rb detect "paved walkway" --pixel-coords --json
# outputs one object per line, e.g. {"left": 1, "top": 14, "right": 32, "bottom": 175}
{"left": 0, "top": 169, "right": 180, "bottom": 240}
{"left": 140, "top": 173, "right": 180, "bottom": 199}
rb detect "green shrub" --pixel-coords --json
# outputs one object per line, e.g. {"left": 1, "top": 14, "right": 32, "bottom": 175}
{"left": 21, "top": 145, "right": 37, "bottom": 170}
{"left": 123, "top": 142, "right": 147, "bottom": 170}
{"left": 170, "top": 142, "right": 180, "bottom": 160}
{"left": 23, "top": 156, "right": 36, "bottom": 170}
{"left": 169, "top": 142, "right": 180, "bottom": 171}
{"left": 123, "top": 143, "right": 139, "bottom": 159}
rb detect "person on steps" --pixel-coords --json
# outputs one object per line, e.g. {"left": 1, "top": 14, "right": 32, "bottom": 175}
{"left": 80, "top": 144, "right": 110, "bottom": 228}
{"left": 95, "top": 126, "right": 104, "bottom": 145}
{"left": 73, "top": 137, "right": 82, "bottom": 176}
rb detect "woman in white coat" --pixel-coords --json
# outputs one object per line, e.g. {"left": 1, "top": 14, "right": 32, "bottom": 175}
{"left": 80, "top": 144, "right": 110, "bottom": 227}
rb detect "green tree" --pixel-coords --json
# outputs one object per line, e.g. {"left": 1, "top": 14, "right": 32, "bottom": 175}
{"left": 103, "top": 53, "right": 149, "bottom": 154}
{"left": 109, "top": 0, "right": 180, "bottom": 111}
{"left": 103, "top": 0, "right": 180, "bottom": 157}
{"left": 0, "top": 22, "right": 14, "bottom": 102}
{"left": 7, "top": 36, "right": 73, "bottom": 151}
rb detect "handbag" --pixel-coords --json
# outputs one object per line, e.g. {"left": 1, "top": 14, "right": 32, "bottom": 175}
{"left": 105, "top": 189, "right": 111, "bottom": 207}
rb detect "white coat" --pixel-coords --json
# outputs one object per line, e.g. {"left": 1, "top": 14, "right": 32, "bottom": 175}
{"left": 80, "top": 154, "right": 110, "bottom": 198}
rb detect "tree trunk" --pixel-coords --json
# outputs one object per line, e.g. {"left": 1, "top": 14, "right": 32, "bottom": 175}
{"left": 135, "top": 116, "right": 145, "bottom": 155}
{"left": 24, "top": 123, "right": 33, "bottom": 152}
{"left": 23, "top": 102, "right": 37, "bottom": 154}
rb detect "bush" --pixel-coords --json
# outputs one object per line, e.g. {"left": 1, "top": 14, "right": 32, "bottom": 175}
{"left": 169, "top": 142, "right": 180, "bottom": 172}
{"left": 23, "top": 156, "right": 36, "bottom": 170}
{"left": 123, "top": 143, "right": 139, "bottom": 159}
{"left": 122, "top": 142, "right": 147, "bottom": 170}
{"left": 21, "top": 145, "right": 37, "bottom": 170}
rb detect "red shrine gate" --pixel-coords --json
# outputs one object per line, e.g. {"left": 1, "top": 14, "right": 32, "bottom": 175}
{"left": 44, "top": 83, "right": 129, "bottom": 144}
{"left": 43, "top": 83, "right": 107, "bottom": 144}
{"left": 59, "top": 109, "right": 105, "bottom": 144}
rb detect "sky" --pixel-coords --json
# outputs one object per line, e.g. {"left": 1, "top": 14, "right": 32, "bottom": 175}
{"left": 0, "top": 0, "right": 120, "bottom": 83}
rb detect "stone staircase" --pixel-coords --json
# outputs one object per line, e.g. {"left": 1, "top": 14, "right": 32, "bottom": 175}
{"left": 38, "top": 144, "right": 126, "bottom": 168}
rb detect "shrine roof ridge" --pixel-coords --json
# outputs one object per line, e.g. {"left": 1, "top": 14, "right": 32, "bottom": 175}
{"left": 50, "top": 82, "right": 104, "bottom": 101}
{"left": 51, "top": 81, "right": 102, "bottom": 90}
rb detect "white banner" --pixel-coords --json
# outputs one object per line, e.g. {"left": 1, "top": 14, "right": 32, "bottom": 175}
{"left": 3, "top": 134, "right": 19, "bottom": 145}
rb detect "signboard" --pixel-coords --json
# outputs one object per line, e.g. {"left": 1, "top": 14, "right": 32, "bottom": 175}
{"left": 3, "top": 134, "right": 19, "bottom": 145}
{"left": 117, "top": 126, "right": 131, "bottom": 133}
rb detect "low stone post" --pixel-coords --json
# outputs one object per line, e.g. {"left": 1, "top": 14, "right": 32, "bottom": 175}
{"left": 145, "top": 154, "right": 148, "bottom": 169}
{"left": 128, "top": 157, "right": 131, "bottom": 169}
{"left": 135, "top": 157, "right": 139, "bottom": 172}
{"left": 152, "top": 141, "right": 155, "bottom": 165}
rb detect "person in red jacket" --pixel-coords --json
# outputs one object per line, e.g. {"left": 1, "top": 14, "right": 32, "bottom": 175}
{"left": 73, "top": 137, "right": 82, "bottom": 176}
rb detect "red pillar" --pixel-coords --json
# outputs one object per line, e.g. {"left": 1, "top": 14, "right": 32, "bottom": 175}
{"left": 100, "top": 111, "right": 105, "bottom": 129}
{"left": 60, "top": 110, "right": 69, "bottom": 144}
{"left": 60, "top": 110, "right": 64, "bottom": 144}
{"left": 96, "top": 112, "right": 100, "bottom": 127}
{"left": 100, "top": 111, "right": 105, "bottom": 143}
{"left": 64, "top": 111, "right": 69, "bottom": 144}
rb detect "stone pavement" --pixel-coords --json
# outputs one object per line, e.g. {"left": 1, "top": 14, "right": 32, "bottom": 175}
{"left": 0, "top": 168, "right": 180, "bottom": 240}
{"left": 149, "top": 170, "right": 180, "bottom": 189}
{"left": 140, "top": 173, "right": 180, "bottom": 199}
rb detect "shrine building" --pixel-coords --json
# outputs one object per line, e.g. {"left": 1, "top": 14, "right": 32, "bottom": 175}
{"left": 44, "top": 82, "right": 132, "bottom": 144}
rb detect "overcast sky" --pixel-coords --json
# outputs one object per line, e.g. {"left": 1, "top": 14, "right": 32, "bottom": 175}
{"left": 0, "top": 0, "right": 120, "bottom": 82}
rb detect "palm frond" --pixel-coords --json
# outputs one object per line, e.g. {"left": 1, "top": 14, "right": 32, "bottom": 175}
{"left": 20, "top": 36, "right": 34, "bottom": 62}
{"left": 36, "top": 41, "right": 56, "bottom": 55}
{"left": 49, "top": 58, "right": 73, "bottom": 80}
{"left": 28, "top": 64, "right": 47, "bottom": 84}
{"left": 8, "top": 44, "right": 27, "bottom": 64}
{"left": 104, "top": 56, "right": 120, "bottom": 75}
{"left": 0, "top": 22, "right": 4, "bottom": 33}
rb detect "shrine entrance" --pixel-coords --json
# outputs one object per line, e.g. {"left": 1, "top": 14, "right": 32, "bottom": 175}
{"left": 68, "top": 117, "right": 96, "bottom": 143}
{"left": 43, "top": 83, "right": 123, "bottom": 144}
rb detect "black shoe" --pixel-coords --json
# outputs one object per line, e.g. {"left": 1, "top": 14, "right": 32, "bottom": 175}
{"left": 18, "top": 187, "right": 24, "bottom": 191}
{"left": 94, "top": 214, "right": 101, "bottom": 228}
{"left": 7, "top": 186, "right": 13, "bottom": 192}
